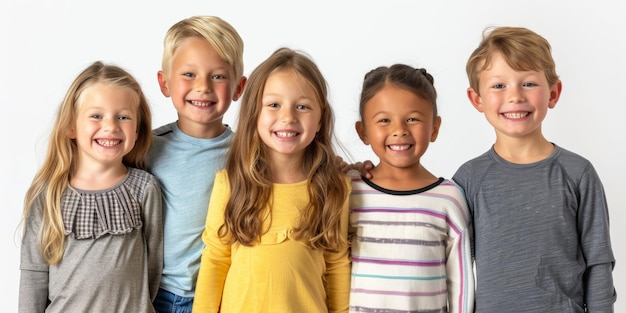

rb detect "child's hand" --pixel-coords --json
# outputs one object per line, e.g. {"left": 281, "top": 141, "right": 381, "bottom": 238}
{"left": 340, "top": 159, "right": 374, "bottom": 179}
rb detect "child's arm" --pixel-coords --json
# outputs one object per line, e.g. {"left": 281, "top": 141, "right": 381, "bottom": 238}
{"left": 446, "top": 219, "right": 475, "bottom": 313}
{"left": 192, "top": 172, "right": 232, "bottom": 313}
{"left": 143, "top": 176, "right": 164, "bottom": 302}
{"left": 324, "top": 182, "right": 352, "bottom": 313}
{"left": 18, "top": 196, "right": 50, "bottom": 312}
{"left": 578, "top": 166, "right": 616, "bottom": 311}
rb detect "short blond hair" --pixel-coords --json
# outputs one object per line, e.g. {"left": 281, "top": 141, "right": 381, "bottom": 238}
{"left": 466, "top": 26, "right": 559, "bottom": 94}
{"left": 161, "top": 16, "right": 244, "bottom": 79}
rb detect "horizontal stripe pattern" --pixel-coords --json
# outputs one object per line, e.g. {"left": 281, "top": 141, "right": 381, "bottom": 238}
{"left": 349, "top": 177, "right": 473, "bottom": 313}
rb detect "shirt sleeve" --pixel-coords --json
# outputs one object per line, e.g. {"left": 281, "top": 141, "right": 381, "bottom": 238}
{"left": 452, "top": 164, "right": 476, "bottom": 259}
{"left": 578, "top": 164, "right": 616, "bottom": 311}
{"left": 192, "top": 171, "right": 232, "bottom": 313}
{"left": 143, "top": 176, "right": 164, "bottom": 302}
{"left": 19, "top": 195, "right": 50, "bottom": 312}
{"left": 445, "top": 201, "right": 475, "bottom": 313}
{"left": 324, "top": 180, "right": 351, "bottom": 313}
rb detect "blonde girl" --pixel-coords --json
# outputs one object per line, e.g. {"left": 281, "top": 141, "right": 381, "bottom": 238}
{"left": 19, "top": 61, "right": 163, "bottom": 313}
{"left": 193, "top": 48, "right": 351, "bottom": 313}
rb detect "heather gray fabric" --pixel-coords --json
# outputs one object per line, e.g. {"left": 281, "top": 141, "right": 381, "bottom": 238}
{"left": 453, "top": 144, "right": 616, "bottom": 312}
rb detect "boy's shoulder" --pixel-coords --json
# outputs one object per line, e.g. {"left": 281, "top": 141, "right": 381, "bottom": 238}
{"left": 152, "top": 122, "right": 177, "bottom": 137}
{"left": 554, "top": 145, "right": 591, "bottom": 163}
{"left": 456, "top": 149, "right": 492, "bottom": 170}
{"left": 456, "top": 144, "right": 597, "bottom": 181}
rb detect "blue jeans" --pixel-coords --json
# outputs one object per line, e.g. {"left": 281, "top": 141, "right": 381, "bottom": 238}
{"left": 153, "top": 288, "right": 193, "bottom": 313}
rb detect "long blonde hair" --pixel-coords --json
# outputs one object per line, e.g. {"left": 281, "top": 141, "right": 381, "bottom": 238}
{"left": 21, "top": 61, "right": 153, "bottom": 264}
{"left": 220, "top": 48, "right": 348, "bottom": 251}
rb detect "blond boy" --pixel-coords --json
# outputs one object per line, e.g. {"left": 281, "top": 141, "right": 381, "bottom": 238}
{"left": 147, "top": 16, "right": 246, "bottom": 312}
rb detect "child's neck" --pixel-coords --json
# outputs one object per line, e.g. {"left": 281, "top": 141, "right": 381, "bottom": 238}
{"left": 71, "top": 162, "right": 128, "bottom": 190}
{"left": 369, "top": 163, "right": 438, "bottom": 191}
{"left": 493, "top": 136, "right": 554, "bottom": 164}
{"left": 268, "top": 155, "right": 306, "bottom": 184}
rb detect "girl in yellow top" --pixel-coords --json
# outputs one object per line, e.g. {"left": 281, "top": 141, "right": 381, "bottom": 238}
{"left": 192, "top": 48, "right": 351, "bottom": 313}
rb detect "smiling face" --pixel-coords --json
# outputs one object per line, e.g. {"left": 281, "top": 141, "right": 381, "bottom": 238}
{"left": 69, "top": 83, "right": 139, "bottom": 169}
{"left": 356, "top": 84, "right": 440, "bottom": 172}
{"left": 468, "top": 52, "right": 561, "bottom": 142}
{"left": 256, "top": 69, "right": 322, "bottom": 163}
{"left": 157, "top": 37, "right": 245, "bottom": 138}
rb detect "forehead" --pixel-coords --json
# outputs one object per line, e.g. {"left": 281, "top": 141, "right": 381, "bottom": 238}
{"left": 364, "top": 85, "right": 433, "bottom": 115}
{"left": 171, "top": 37, "right": 229, "bottom": 67}
{"left": 480, "top": 52, "right": 542, "bottom": 75}
{"left": 79, "top": 83, "right": 138, "bottom": 111}
{"left": 264, "top": 69, "right": 316, "bottom": 97}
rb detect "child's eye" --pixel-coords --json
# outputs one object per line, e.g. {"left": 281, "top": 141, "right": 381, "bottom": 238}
{"left": 296, "top": 104, "right": 309, "bottom": 110}
{"left": 522, "top": 82, "right": 538, "bottom": 87}
{"left": 89, "top": 114, "right": 102, "bottom": 119}
{"left": 118, "top": 115, "right": 132, "bottom": 121}
{"left": 212, "top": 74, "right": 226, "bottom": 80}
{"left": 183, "top": 73, "right": 195, "bottom": 78}
{"left": 492, "top": 83, "right": 505, "bottom": 89}
{"left": 407, "top": 117, "right": 419, "bottom": 123}
{"left": 377, "top": 118, "right": 390, "bottom": 124}
{"left": 267, "top": 102, "right": 279, "bottom": 108}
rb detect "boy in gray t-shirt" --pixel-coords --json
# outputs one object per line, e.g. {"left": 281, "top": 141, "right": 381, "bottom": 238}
{"left": 453, "top": 26, "right": 616, "bottom": 312}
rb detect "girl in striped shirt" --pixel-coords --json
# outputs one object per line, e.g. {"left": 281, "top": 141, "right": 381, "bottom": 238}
{"left": 349, "top": 64, "right": 474, "bottom": 313}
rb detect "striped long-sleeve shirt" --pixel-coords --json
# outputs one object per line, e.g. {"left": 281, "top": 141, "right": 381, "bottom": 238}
{"left": 349, "top": 177, "right": 474, "bottom": 313}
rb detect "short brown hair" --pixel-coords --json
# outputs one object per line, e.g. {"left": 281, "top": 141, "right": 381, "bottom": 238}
{"left": 466, "top": 26, "right": 559, "bottom": 94}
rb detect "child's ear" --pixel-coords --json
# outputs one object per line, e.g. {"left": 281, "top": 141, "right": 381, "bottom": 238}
{"left": 430, "top": 116, "right": 442, "bottom": 142}
{"left": 232, "top": 76, "right": 247, "bottom": 101}
{"left": 467, "top": 87, "right": 484, "bottom": 112}
{"left": 355, "top": 121, "right": 370, "bottom": 145}
{"left": 68, "top": 128, "right": 76, "bottom": 139}
{"left": 548, "top": 80, "right": 562, "bottom": 109}
{"left": 157, "top": 71, "right": 171, "bottom": 97}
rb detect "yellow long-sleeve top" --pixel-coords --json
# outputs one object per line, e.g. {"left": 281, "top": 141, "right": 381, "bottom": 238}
{"left": 193, "top": 170, "right": 351, "bottom": 313}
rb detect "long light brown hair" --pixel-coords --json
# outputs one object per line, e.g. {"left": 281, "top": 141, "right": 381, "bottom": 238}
{"left": 220, "top": 48, "right": 348, "bottom": 251}
{"left": 21, "top": 61, "right": 152, "bottom": 264}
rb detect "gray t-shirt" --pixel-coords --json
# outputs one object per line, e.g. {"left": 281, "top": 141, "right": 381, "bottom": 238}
{"left": 453, "top": 144, "right": 615, "bottom": 312}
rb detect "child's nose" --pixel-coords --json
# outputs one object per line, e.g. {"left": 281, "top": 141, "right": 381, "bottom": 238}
{"left": 280, "top": 108, "right": 297, "bottom": 123}
{"left": 392, "top": 124, "right": 409, "bottom": 136}
{"left": 103, "top": 118, "right": 120, "bottom": 131}
{"left": 508, "top": 87, "right": 526, "bottom": 103}
{"left": 195, "top": 78, "right": 213, "bottom": 92}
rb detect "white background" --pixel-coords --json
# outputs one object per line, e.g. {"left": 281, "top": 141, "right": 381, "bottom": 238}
{"left": 2, "top": 1, "right": 624, "bottom": 311}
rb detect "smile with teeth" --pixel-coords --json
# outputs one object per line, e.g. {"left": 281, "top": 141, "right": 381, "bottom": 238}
{"left": 275, "top": 131, "right": 298, "bottom": 138}
{"left": 189, "top": 100, "right": 216, "bottom": 107}
{"left": 96, "top": 139, "right": 121, "bottom": 147}
{"left": 388, "top": 144, "right": 411, "bottom": 151}
{"left": 503, "top": 112, "right": 529, "bottom": 119}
